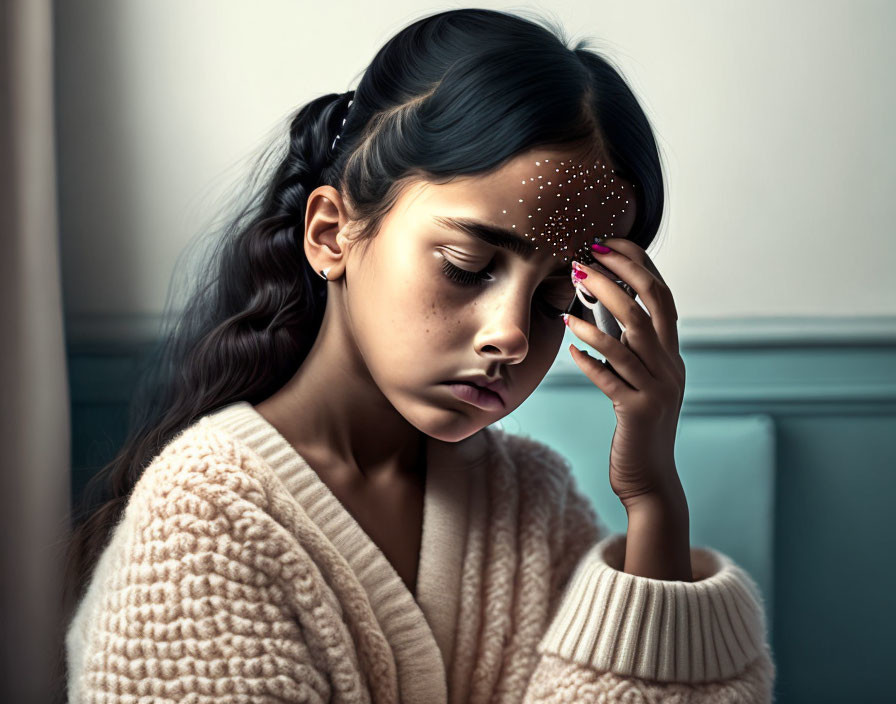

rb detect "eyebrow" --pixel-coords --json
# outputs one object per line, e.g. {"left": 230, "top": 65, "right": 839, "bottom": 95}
{"left": 431, "top": 215, "right": 572, "bottom": 274}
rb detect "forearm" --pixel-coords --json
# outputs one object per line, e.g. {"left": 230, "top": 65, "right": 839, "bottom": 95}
{"left": 622, "top": 480, "right": 693, "bottom": 581}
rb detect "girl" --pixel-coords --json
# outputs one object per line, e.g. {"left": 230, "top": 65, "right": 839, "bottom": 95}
{"left": 63, "top": 8, "right": 775, "bottom": 702}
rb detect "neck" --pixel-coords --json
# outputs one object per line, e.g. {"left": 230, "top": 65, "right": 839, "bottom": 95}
{"left": 255, "top": 305, "right": 425, "bottom": 486}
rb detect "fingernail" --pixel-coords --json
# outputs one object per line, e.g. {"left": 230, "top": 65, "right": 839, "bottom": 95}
{"left": 562, "top": 313, "right": 569, "bottom": 326}
{"left": 591, "top": 243, "right": 612, "bottom": 254}
{"left": 573, "top": 269, "right": 588, "bottom": 280}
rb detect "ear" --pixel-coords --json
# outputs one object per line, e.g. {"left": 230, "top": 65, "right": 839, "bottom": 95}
{"left": 304, "top": 186, "right": 351, "bottom": 279}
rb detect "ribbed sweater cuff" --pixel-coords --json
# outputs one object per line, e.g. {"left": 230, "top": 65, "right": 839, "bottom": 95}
{"left": 537, "top": 532, "right": 770, "bottom": 684}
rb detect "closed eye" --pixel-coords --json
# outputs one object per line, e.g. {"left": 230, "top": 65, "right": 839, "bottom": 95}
{"left": 439, "top": 257, "right": 492, "bottom": 286}
{"left": 439, "top": 258, "right": 574, "bottom": 318}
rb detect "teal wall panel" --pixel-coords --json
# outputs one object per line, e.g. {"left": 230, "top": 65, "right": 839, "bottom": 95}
{"left": 773, "top": 414, "right": 896, "bottom": 701}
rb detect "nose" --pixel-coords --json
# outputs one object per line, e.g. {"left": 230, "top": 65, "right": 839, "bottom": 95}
{"left": 472, "top": 289, "right": 531, "bottom": 365}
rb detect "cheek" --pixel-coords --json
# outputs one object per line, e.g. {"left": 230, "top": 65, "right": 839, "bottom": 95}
{"left": 415, "top": 284, "right": 468, "bottom": 346}
{"left": 359, "top": 267, "right": 460, "bottom": 362}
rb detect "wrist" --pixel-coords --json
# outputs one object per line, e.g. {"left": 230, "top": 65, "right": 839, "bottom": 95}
{"left": 624, "top": 490, "right": 690, "bottom": 533}
{"left": 621, "top": 475, "right": 688, "bottom": 518}
{"left": 621, "top": 482, "right": 692, "bottom": 581}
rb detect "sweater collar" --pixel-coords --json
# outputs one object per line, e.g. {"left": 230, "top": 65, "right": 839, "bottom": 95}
{"left": 203, "top": 400, "right": 492, "bottom": 704}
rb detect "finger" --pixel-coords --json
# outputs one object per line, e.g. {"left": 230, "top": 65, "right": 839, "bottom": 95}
{"left": 597, "top": 245, "right": 685, "bottom": 384}
{"left": 572, "top": 267, "right": 677, "bottom": 383}
{"left": 583, "top": 242, "right": 680, "bottom": 357}
{"left": 568, "top": 343, "right": 637, "bottom": 402}
{"left": 599, "top": 237, "right": 669, "bottom": 286}
{"left": 565, "top": 312, "right": 654, "bottom": 391}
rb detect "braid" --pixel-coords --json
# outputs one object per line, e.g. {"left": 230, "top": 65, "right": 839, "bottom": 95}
{"left": 330, "top": 91, "right": 356, "bottom": 153}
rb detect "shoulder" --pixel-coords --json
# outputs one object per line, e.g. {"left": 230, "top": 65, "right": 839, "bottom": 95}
{"left": 131, "top": 413, "right": 283, "bottom": 516}
{"left": 485, "top": 424, "right": 607, "bottom": 536}
{"left": 482, "top": 427, "right": 607, "bottom": 600}
{"left": 66, "top": 418, "right": 351, "bottom": 703}
{"left": 107, "top": 414, "right": 307, "bottom": 574}
{"left": 84, "top": 415, "right": 317, "bottom": 602}
{"left": 484, "top": 425, "right": 578, "bottom": 503}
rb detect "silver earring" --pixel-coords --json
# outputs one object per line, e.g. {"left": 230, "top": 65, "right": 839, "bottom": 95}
{"left": 318, "top": 267, "right": 330, "bottom": 281}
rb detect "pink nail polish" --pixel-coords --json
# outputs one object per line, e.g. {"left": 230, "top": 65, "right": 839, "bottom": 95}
{"left": 591, "top": 243, "right": 612, "bottom": 254}
{"left": 574, "top": 269, "right": 588, "bottom": 279}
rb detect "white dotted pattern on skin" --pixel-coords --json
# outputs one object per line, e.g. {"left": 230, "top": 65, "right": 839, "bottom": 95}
{"left": 496, "top": 159, "right": 632, "bottom": 267}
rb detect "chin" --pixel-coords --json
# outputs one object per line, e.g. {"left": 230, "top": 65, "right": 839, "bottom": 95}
{"left": 415, "top": 407, "right": 500, "bottom": 444}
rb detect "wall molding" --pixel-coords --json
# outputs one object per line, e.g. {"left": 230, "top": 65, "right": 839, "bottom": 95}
{"left": 67, "top": 314, "right": 896, "bottom": 410}
{"left": 674, "top": 315, "right": 896, "bottom": 348}
{"left": 548, "top": 316, "right": 896, "bottom": 410}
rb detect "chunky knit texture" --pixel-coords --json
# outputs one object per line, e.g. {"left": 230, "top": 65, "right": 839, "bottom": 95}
{"left": 65, "top": 401, "right": 775, "bottom": 703}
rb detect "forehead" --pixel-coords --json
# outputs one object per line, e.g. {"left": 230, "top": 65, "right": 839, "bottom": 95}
{"left": 403, "top": 147, "right": 636, "bottom": 266}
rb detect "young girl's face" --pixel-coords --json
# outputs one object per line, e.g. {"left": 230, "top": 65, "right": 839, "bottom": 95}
{"left": 339, "top": 146, "right": 636, "bottom": 441}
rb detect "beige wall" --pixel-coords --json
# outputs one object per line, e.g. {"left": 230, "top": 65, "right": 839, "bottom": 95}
{"left": 55, "top": 0, "right": 896, "bottom": 343}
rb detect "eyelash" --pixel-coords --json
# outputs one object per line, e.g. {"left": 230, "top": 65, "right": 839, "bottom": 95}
{"left": 439, "top": 258, "right": 569, "bottom": 318}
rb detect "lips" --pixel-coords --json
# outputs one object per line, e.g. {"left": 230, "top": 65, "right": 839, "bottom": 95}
{"left": 440, "top": 372, "right": 508, "bottom": 409}
{"left": 456, "top": 380, "right": 501, "bottom": 401}
{"left": 443, "top": 381, "right": 505, "bottom": 410}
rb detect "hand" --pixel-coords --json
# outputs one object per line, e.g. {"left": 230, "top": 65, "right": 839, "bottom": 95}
{"left": 563, "top": 238, "right": 687, "bottom": 508}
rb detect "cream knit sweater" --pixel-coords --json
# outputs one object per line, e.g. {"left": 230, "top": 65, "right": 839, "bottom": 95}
{"left": 65, "top": 401, "right": 775, "bottom": 702}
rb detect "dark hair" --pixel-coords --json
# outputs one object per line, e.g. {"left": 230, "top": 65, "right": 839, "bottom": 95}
{"left": 60, "top": 5, "right": 666, "bottom": 684}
